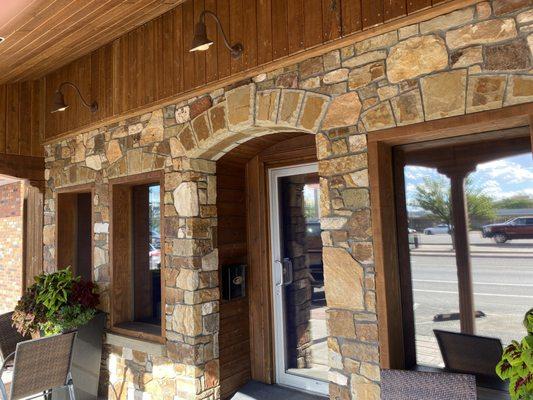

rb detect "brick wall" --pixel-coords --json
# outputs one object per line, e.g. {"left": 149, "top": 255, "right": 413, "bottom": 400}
{"left": 0, "top": 181, "right": 23, "bottom": 313}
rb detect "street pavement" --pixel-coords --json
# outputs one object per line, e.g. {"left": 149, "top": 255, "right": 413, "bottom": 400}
{"left": 410, "top": 231, "right": 533, "bottom": 366}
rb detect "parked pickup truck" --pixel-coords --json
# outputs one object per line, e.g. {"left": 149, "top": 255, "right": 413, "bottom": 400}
{"left": 482, "top": 217, "right": 533, "bottom": 243}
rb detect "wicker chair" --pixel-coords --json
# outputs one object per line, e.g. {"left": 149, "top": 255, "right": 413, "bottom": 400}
{"left": 0, "top": 331, "right": 77, "bottom": 400}
{"left": 381, "top": 369, "right": 477, "bottom": 400}
{"left": 0, "top": 313, "right": 26, "bottom": 368}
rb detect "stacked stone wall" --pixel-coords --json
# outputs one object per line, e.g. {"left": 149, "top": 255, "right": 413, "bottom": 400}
{"left": 43, "top": 1, "right": 532, "bottom": 398}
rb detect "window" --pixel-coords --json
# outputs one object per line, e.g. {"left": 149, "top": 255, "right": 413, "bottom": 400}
{"left": 111, "top": 173, "right": 163, "bottom": 339}
{"left": 57, "top": 190, "right": 92, "bottom": 281}
{"left": 396, "top": 132, "right": 533, "bottom": 370}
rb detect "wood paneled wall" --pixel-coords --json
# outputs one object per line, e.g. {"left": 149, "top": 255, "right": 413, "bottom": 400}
{"left": 40, "top": 0, "right": 450, "bottom": 141}
{"left": 0, "top": 81, "right": 43, "bottom": 157}
{"left": 217, "top": 156, "right": 251, "bottom": 399}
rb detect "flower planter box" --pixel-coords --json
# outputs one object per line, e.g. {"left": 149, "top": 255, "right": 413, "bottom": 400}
{"left": 52, "top": 312, "right": 106, "bottom": 400}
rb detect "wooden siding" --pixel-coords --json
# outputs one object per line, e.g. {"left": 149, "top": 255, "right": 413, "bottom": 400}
{"left": 0, "top": 81, "right": 43, "bottom": 157}
{"left": 40, "top": 0, "right": 453, "bottom": 141}
{"left": 217, "top": 156, "right": 251, "bottom": 399}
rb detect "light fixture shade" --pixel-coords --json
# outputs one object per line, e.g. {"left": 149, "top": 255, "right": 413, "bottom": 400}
{"left": 190, "top": 21, "right": 214, "bottom": 52}
{"left": 51, "top": 90, "right": 69, "bottom": 113}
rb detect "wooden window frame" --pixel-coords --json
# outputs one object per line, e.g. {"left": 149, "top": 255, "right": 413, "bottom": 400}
{"left": 368, "top": 104, "right": 533, "bottom": 369}
{"left": 109, "top": 170, "right": 165, "bottom": 344}
{"left": 55, "top": 183, "right": 95, "bottom": 278}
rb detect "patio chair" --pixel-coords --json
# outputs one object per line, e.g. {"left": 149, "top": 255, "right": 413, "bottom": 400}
{"left": 381, "top": 369, "right": 477, "bottom": 400}
{"left": 0, "top": 331, "right": 77, "bottom": 400}
{"left": 433, "top": 329, "right": 506, "bottom": 390}
{"left": 0, "top": 313, "right": 26, "bottom": 369}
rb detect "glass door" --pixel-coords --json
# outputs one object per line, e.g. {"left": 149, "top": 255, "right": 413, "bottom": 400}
{"left": 268, "top": 163, "right": 329, "bottom": 396}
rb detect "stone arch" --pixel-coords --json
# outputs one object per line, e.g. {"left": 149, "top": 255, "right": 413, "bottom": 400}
{"left": 171, "top": 84, "right": 332, "bottom": 160}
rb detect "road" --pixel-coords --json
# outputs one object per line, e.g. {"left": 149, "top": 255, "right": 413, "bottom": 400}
{"left": 411, "top": 250, "right": 533, "bottom": 345}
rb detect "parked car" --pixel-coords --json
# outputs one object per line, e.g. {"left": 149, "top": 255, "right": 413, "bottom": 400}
{"left": 482, "top": 216, "right": 533, "bottom": 243}
{"left": 423, "top": 224, "right": 450, "bottom": 235}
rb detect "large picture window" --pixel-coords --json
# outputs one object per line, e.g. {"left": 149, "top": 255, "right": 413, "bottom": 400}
{"left": 395, "top": 129, "right": 533, "bottom": 376}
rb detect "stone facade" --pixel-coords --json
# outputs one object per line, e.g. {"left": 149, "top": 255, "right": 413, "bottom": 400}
{"left": 0, "top": 181, "right": 23, "bottom": 313}
{"left": 42, "top": 1, "right": 532, "bottom": 399}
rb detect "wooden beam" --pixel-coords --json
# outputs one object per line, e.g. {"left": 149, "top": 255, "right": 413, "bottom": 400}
{"left": 440, "top": 169, "right": 476, "bottom": 335}
{"left": 0, "top": 154, "right": 44, "bottom": 181}
{"left": 368, "top": 140, "right": 406, "bottom": 369}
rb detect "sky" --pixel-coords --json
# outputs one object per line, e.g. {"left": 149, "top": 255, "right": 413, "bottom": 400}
{"left": 405, "top": 153, "right": 533, "bottom": 209}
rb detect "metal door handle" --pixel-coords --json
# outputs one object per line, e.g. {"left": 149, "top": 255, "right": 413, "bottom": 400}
{"left": 275, "top": 258, "right": 294, "bottom": 287}
{"left": 283, "top": 258, "right": 293, "bottom": 286}
{"left": 274, "top": 260, "right": 284, "bottom": 287}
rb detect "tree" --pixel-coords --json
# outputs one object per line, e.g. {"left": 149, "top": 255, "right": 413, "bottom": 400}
{"left": 494, "top": 196, "right": 533, "bottom": 210}
{"left": 413, "top": 176, "right": 496, "bottom": 227}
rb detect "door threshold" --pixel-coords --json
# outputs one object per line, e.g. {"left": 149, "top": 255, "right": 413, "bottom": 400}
{"left": 230, "top": 380, "right": 327, "bottom": 400}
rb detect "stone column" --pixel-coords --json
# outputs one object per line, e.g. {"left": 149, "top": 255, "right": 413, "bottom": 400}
{"left": 165, "top": 158, "right": 220, "bottom": 400}
{"left": 317, "top": 130, "right": 380, "bottom": 400}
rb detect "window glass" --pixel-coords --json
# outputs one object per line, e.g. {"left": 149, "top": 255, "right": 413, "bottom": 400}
{"left": 404, "top": 167, "right": 460, "bottom": 367}
{"left": 402, "top": 150, "right": 533, "bottom": 368}
{"left": 132, "top": 184, "right": 161, "bottom": 326}
{"left": 468, "top": 154, "right": 533, "bottom": 345}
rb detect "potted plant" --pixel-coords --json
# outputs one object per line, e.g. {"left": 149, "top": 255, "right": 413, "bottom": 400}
{"left": 496, "top": 308, "right": 533, "bottom": 400}
{"left": 12, "top": 268, "right": 106, "bottom": 400}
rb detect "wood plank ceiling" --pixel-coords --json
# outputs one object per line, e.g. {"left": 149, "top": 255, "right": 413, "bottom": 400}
{"left": 0, "top": 0, "right": 185, "bottom": 84}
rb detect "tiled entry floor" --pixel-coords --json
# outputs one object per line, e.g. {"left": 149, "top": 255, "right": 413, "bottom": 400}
{"left": 230, "top": 381, "right": 326, "bottom": 400}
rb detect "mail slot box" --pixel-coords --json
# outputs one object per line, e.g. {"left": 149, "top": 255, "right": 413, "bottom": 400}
{"left": 222, "top": 264, "right": 246, "bottom": 300}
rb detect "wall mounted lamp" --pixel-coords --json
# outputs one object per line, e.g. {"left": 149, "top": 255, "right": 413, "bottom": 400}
{"left": 51, "top": 81, "right": 98, "bottom": 114}
{"left": 0, "top": 37, "right": 5, "bottom": 44}
{"left": 190, "top": 10, "right": 243, "bottom": 59}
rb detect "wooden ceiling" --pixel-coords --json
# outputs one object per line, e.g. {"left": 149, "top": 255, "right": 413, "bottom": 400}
{"left": 0, "top": 0, "right": 185, "bottom": 84}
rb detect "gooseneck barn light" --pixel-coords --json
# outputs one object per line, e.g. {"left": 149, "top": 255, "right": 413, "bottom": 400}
{"left": 190, "top": 10, "right": 243, "bottom": 59}
{"left": 51, "top": 81, "right": 98, "bottom": 114}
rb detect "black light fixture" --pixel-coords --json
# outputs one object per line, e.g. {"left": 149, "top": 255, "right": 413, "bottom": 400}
{"left": 51, "top": 81, "right": 98, "bottom": 114}
{"left": 190, "top": 10, "right": 243, "bottom": 59}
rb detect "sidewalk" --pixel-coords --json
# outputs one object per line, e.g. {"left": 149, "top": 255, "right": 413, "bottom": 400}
{"left": 411, "top": 244, "right": 533, "bottom": 258}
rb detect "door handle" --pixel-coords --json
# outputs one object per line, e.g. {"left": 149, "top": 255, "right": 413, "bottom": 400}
{"left": 275, "top": 258, "right": 293, "bottom": 286}
{"left": 283, "top": 258, "right": 293, "bottom": 286}
{"left": 274, "top": 259, "right": 284, "bottom": 287}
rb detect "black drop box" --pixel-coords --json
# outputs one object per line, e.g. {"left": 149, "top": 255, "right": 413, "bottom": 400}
{"left": 222, "top": 264, "right": 246, "bottom": 300}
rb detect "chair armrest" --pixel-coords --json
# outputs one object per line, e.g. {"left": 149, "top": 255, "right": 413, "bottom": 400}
{"left": 0, "top": 352, "right": 15, "bottom": 378}
{"left": 0, "top": 379, "right": 7, "bottom": 400}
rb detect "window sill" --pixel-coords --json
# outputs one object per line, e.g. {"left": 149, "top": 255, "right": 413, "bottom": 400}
{"left": 106, "top": 330, "right": 166, "bottom": 357}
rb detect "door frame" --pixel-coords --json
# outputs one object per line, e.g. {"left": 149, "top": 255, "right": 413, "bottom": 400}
{"left": 245, "top": 134, "right": 318, "bottom": 384}
{"left": 268, "top": 162, "right": 328, "bottom": 395}
{"left": 367, "top": 103, "right": 533, "bottom": 370}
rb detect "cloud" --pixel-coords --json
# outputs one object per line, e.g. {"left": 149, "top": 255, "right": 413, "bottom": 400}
{"left": 404, "top": 166, "right": 440, "bottom": 181}
{"left": 477, "top": 158, "right": 533, "bottom": 184}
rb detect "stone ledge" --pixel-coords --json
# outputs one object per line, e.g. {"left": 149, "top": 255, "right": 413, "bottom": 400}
{"left": 105, "top": 332, "right": 167, "bottom": 357}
